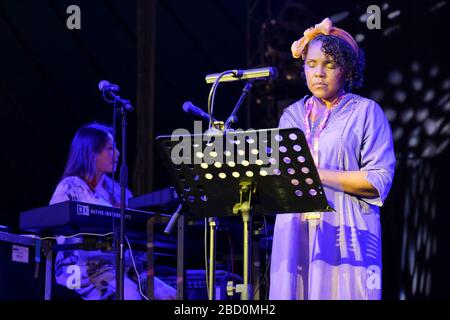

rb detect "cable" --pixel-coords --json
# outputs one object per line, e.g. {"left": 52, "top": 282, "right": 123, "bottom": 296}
{"left": 125, "top": 235, "right": 149, "bottom": 300}
{"left": 252, "top": 215, "right": 271, "bottom": 298}
{"left": 204, "top": 217, "right": 209, "bottom": 299}
{"left": 227, "top": 231, "right": 235, "bottom": 277}
{"left": 263, "top": 215, "right": 271, "bottom": 300}
{"left": 23, "top": 231, "right": 114, "bottom": 241}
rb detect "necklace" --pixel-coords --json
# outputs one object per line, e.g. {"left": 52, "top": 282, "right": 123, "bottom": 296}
{"left": 303, "top": 94, "right": 347, "bottom": 166}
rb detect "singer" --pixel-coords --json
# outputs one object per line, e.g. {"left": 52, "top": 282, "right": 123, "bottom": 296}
{"left": 269, "top": 18, "right": 396, "bottom": 300}
{"left": 49, "top": 123, "right": 176, "bottom": 300}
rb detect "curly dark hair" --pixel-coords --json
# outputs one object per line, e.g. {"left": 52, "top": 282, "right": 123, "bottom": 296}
{"left": 301, "top": 34, "right": 365, "bottom": 91}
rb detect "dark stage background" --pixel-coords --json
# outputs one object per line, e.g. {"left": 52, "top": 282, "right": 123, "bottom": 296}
{"left": 0, "top": 0, "right": 449, "bottom": 299}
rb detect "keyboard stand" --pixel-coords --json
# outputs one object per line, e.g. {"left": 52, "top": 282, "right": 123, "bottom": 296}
{"left": 146, "top": 214, "right": 171, "bottom": 300}
{"left": 41, "top": 237, "right": 114, "bottom": 300}
{"left": 40, "top": 215, "right": 168, "bottom": 301}
{"left": 42, "top": 239, "right": 54, "bottom": 300}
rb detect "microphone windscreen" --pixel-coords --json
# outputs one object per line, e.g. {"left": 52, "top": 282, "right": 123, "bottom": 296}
{"left": 268, "top": 67, "right": 278, "bottom": 80}
{"left": 182, "top": 101, "right": 193, "bottom": 113}
{"left": 98, "top": 80, "right": 110, "bottom": 91}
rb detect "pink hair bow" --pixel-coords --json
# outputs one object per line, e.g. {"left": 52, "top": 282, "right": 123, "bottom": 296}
{"left": 291, "top": 17, "right": 359, "bottom": 59}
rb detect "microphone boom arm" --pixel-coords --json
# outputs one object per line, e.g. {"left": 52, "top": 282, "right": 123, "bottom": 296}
{"left": 103, "top": 90, "right": 134, "bottom": 112}
{"left": 225, "top": 80, "right": 254, "bottom": 129}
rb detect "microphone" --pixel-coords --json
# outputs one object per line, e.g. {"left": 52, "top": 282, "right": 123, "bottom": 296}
{"left": 182, "top": 101, "right": 216, "bottom": 121}
{"left": 164, "top": 204, "right": 183, "bottom": 235}
{"left": 98, "top": 80, "right": 134, "bottom": 112}
{"left": 205, "top": 66, "right": 278, "bottom": 84}
{"left": 98, "top": 80, "right": 120, "bottom": 92}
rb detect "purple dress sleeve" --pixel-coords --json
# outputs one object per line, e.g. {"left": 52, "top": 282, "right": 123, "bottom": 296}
{"left": 359, "top": 100, "right": 396, "bottom": 206}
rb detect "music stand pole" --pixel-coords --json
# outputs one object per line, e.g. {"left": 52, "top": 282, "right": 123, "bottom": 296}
{"left": 208, "top": 217, "right": 217, "bottom": 300}
{"left": 242, "top": 202, "right": 252, "bottom": 300}
{"left": 233, "top": 181, "right": 254, "bottom": 300}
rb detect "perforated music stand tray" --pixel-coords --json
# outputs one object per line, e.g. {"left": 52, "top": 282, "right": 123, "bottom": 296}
{"left": 157, "top": 128, "right": 333, "bottom": 217}
{"left": 156, "top": 127, "right": 334, "bottom": 299}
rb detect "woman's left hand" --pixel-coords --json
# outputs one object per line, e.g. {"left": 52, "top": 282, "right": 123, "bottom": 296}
{"left": 317, "top": 168, "right": 379, "bottom": 198}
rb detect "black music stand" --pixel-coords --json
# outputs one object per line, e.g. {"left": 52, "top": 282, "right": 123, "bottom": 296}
{"left": 156, "top": 128, "right": 334, "bottom": 300}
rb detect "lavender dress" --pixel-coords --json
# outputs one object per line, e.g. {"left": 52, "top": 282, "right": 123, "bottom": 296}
{"left": 269, "top": 94, "right": 396, "bottom": 300}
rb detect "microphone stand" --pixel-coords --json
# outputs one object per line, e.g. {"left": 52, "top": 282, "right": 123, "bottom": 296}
{"left": 204, "top": 74, "right": 256, "bottom": 300}
{"left": 100, "top": 87, "right": 133, "bottom": 300}
{"left": 116, "top": 104, "right": 129, "bottom": 300}
{"left": 224, "top": 80, "right": 254, "bottom": 129}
